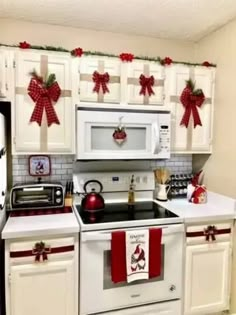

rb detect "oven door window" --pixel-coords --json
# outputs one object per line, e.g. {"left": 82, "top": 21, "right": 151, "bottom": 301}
{"left": 103, "top": 246, "right": 165, "bottom": 290}
{"left": 90, "top": 125, "right": 148, "bottom": 151}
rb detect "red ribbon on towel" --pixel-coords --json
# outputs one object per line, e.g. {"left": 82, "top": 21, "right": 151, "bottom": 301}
{"left": 111, "top": 228, "right": 162, "bottom": 283}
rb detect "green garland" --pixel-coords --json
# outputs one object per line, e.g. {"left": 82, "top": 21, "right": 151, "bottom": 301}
{"left": 0, "top": 43, "right": 216, "bottom": 67}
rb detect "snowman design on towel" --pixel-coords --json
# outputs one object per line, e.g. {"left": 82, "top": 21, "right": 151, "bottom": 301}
{"left": 131, "top": 244, "right": 146, "bottom": 272}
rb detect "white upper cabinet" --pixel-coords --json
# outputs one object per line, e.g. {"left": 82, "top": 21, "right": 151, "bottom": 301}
{"left": 165, "top": 64, "right": 215, "bottom": 153}
{"left": 79, "top": 56, "right": 121, "bottom": 104}
{"left": 125, "top": 61, "right": 165, "bottom": 105}
{"left": 12, "top": 50, "right": 78, "bottom": 154}
{"left": 0, "top": 49, "right": 14, "bottom": 102}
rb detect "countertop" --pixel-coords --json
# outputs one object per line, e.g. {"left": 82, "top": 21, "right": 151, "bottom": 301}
{"left": 2, "top": 211, "right": 80, "bottom": 239}
{"left": 154, "top": 191, "right": 236, "bottom": 223}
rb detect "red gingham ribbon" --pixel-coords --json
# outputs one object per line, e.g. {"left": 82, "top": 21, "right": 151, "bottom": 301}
{"left": 139, "top": 74, "right": 155, "bottom": 96}
{"left": 28, "top": 78, "right": 61, "bottom": 126}
{"left": 180, "top": 86, "right": 205, "bottom": 128}
{"left": 92, "top": 71, "right": 110, "bottom": 94}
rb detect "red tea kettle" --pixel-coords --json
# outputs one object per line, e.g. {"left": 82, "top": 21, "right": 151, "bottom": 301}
{"left": 81, "top": 180, "right": 105, "bottom": 223}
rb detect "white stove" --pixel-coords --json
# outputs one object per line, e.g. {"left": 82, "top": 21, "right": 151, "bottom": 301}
{"left": 73, "top": 171, "right": 184, "bottom": 315}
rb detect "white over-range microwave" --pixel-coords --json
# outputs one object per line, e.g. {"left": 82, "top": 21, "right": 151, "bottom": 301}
{"left": 76, "top": 106, "right": 171, "bottom": 160}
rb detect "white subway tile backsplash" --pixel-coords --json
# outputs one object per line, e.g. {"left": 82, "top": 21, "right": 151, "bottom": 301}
{"left": 12, "top": 154, "right": 192, "bottom": 185}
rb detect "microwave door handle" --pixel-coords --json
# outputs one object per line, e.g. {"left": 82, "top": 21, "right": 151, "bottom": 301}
{"left": 152, "top": 123, "right": 160, "bottom": 154}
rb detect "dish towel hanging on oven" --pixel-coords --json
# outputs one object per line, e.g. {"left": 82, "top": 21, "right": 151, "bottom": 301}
{"left": 111, "top": 228, "right": 162, "bottom": 283}
{"left": 126, "top": 229, "right": 149, "bottom": 282}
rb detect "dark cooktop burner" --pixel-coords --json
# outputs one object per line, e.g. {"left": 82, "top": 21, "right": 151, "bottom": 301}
{"left": 76, "top": 201, "right": 178, "bottom": 224}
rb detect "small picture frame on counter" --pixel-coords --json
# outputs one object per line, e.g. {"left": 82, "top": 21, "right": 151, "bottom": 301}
{"left": 28, "top": 155, "right": 51, "bottom": 177}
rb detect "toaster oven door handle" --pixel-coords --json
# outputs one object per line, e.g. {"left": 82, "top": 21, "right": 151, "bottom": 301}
{"left": 152, "top": 123, "right": 160, "bottom": 154}
{"left": 23, "top": 187, "right": 44, "bottom": 191}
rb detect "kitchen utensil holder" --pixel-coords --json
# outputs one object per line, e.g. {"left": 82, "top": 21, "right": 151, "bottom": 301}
{"left": 169, "top": 173, "right": 193, "bottom": 199}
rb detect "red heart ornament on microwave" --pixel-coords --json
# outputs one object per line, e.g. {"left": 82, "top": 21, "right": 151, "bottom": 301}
{"left": 113, "top": 127, "right": 127, "bottom": 145}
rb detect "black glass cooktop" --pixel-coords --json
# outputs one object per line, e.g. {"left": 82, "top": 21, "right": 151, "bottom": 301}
{"left": 76, "top": 201, "right": 178, "bottom": 224}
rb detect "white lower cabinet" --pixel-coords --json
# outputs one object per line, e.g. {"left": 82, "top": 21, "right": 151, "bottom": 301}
{"left": 104, "top": 300, "right": 181, "bottom": 315}
{"left": 184, "top": 223, "right": 232, "bottom": 315}
{"left": 5, "top": 236, "right": 78, "bottom": 315}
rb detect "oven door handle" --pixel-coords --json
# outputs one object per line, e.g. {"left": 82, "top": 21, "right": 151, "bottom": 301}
{"left": 81, "top": 224, "right": 184, "bottom": 242}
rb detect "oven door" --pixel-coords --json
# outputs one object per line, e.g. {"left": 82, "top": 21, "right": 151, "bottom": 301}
{"left": 76, "top": 108, "right": 170, "bottom": 160}
{"left": 80, "top": 224, "right": 184, "bottom": 315}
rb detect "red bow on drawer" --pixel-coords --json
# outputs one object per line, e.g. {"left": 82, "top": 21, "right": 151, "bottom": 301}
{"left": 203, "top": 225, "right": 217, "bottom": 241}
{"left": 32, "top": 241, "right": 51, "bottom": 262}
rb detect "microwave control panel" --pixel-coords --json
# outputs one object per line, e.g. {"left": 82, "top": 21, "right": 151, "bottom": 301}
{"left": 159, "top": 125, "right": 170, "bottom": 152}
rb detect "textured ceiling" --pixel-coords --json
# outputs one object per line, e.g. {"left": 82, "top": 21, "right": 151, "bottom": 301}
{"left": 1, "top": 0, "right": 236, "bottom": 41}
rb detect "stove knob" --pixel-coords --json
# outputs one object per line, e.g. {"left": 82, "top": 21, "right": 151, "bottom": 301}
{"left": 56, "top": 190, "right": 61, "bottom": 196}
{"left": 169, "top": 285, "right": 176, "bottom": 292}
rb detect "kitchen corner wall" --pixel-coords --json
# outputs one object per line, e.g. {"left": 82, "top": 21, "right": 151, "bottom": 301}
{"left": 12, "top": 154, "right": 192, "bottom": 185}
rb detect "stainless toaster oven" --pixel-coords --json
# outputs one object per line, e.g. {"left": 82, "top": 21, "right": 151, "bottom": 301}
{"left": 10, "top": 183, "right": 64, "bottom": 209}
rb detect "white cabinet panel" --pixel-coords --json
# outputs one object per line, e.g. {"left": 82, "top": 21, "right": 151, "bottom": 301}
{"left": 0, "top": 49, "right": 8, "bottom": 100}
{"left": 0, "top": 49, "right": 14, "bottom": 102}
{"left": 0, "top": 113, "right": 6, "bottom": 209}
{"left": 10, "top": 260, "right": 75, "bottom": 315}
{"left": 191, "top": 67, "right": 215, "bottom": 151}
{"left": 165, "top": 65, "right": 215, "bottom": 153}
{"left": 13, "top": 51, "right": 76, "bottom": 154}
{"left": 5, "top": 235, "right": 78, "bottom": 315}
{"left": 185, "top": 242, "right": 231, "bottom": 314}
{"left": 127, "top": 61, "right": 164, "bottom": 105}
{"left": 79, "top": 57, "right": 121, "bottom": 103}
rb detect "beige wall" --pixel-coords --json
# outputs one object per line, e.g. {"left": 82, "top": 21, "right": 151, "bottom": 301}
{"left": 194, "top": 19, "right": 236, "bottom": 199}
{"left": 195, "top": 20, "right": 236, "bottom": 313}
{"left": 0, "top": 18, "right": 194, "bottom": 60}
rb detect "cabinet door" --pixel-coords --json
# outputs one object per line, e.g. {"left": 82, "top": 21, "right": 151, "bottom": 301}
{"left": 165, "top": 65, "right": 190, "bottom": 152}
{"left": 191, "top": 67, "right": 215, "bottom": 152}
{"left": 0, "top": 49, "right": 14, "bottom": 102}
{"left": 127, "top": 61, "right": 164, "bottom": 105}
{"left": 13, "top": 51, "right": 76, "bottom": 154}
{"left": 79, "top": 56, "right": 121, "bottom": 103}
{"left": 185, "top": 242, "right": 231, "bottom": 314}
{"left": 0, "top": 50, "right": 7, "bottom": 99}
{"left": 165, "top": 65, "right": 215, "bottom": 153}
{"left": 10, "top": 259, "right": 75, "bottom": 315}
{"left": 0, "top": 113, "right": 6, "bottom": 208}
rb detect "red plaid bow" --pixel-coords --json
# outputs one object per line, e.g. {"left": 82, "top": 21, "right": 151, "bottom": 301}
{"left": 204, "top": 225, "right": 217, "bottom": 242}
{"left": 139, "top": 74, "right": 155, "bottom": 96}
{"left": 92, "top": 71, "right": 110, "bottom": 94}
{"left": 180, "top": 86, "right": 205, "bottom": 128}
{"left": 28, "top": 78, "right": 61, "bottom": 126}
{"left": 32, "top": 242, "right": 51, "bottom": 262}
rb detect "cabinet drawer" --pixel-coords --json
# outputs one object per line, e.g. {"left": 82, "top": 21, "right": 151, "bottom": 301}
{"left": 9, "top": 236, "right": 75, "bottom": 265}
{"left": 186, "top": 222, "right": 233, "bottom": 244}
